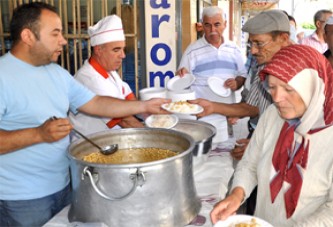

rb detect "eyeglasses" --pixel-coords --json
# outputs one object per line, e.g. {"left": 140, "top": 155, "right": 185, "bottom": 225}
{"left": 247, "top": 40, "right": 272, "bottom": 50}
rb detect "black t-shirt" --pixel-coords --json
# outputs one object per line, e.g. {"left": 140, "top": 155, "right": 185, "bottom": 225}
{"left": 324, "top": 49, "right": 331, "bottom": 59}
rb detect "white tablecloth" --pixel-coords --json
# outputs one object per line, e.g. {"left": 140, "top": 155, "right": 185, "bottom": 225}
{"left": 44, "top": 148, "right": 234, "bottom": 227}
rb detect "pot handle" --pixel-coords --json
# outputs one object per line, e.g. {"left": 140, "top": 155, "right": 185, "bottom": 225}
{"left": 83, "top": 166, "right": 145, "bottom": 201}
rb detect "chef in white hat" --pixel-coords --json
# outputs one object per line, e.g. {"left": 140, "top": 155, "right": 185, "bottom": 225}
{"left": 69, "top": 15, "right": 143, "bottom": 139}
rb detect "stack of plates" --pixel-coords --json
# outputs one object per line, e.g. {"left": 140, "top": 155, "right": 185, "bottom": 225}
{"left": 166, "top": 73, "right": 196, "bottom": 102}
{"left": 167, "top": 89, "right": 196, "bottom": 102}
{"left": 139, "top": 87, "right": 167, "bottom": 100}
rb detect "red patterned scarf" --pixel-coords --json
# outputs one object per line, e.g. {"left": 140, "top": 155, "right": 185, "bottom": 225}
{"left": 259, "top": 45, "right": 333, "bottom": 218}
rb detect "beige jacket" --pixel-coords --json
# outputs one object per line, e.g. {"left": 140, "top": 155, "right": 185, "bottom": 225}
{"left": 233, "top": 105, "right": 333, "bottom": 227}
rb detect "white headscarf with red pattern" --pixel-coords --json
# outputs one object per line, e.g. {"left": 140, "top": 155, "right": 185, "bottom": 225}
{"left": 259, "top": 44, "right": 333, "bottom": 218}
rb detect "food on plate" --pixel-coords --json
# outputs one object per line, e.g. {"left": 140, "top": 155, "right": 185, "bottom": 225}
{"left": 163, "top": 101, "right": 200, "bottom": 113}
{"left": 82, "top": 147, "right": 177, "bottom": 164}
{"left": 214, "top": 215, "right": 269, "bottom": 227}
{"left": 145, "top": 114, "right": 178, "bottom": 128}
{"left": 233, "top": 218, "right": 261, "bottom": 227}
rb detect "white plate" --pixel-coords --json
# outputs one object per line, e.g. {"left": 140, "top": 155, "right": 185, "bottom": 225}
{"left": 214, "top": 215, "right": 273, "bottom": 227}
{"left": 161, "top": 102, "right": 203, "bottom": 115}
{"left": 167, "top": 74, "right": 195, "bottom": 91}
{"left": 139, "top": 87, "right": 167, "bottom": 100}
{"left": 208, "top": 77, "right": 231, "bottom": 97}
{"left": 145, "top": 114, "right": 178, "bottom": 129}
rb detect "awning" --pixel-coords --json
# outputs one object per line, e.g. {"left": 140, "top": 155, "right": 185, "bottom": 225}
{"left": 241, "top": 0, "right": 279, "bottom": 11}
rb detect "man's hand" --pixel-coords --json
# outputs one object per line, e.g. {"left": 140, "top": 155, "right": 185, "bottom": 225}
{"left": 230, "top": 138, "right": 250, "bottom": 160}
{"left": 188, "top": 98, "right": 214, "bottom": 117}
{"left": 224, "top": 78, "right": 238, "bottom": 91}
{"left": 175, "top": 67, "right": 189, "bottom": 77}
{"left": 38, "top": 117, "right": 73, "bottom": 143}
{"left": 228, "top": 117, "right": 239, "bottom": 125}
{"left": 144, "top": 98, "right": 171, "bottom": 115}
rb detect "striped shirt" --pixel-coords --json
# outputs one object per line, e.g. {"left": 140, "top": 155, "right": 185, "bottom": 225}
{"left": 244, "top": 65, "right": 273, "bottom": 127}
{"left": 178, "top": 36, "right": 247, "bottom": 143}
{"left": 300, "top": 32, "right": 328, "bottom": 54}
{"left": 178, "top": 36, "right": 247, "bottom": 88}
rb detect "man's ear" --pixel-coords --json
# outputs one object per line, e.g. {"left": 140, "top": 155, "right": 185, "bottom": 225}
{"left": 20, "top": 28, "right": 36, "bottom": 46}
{"left": 279, "top": 32, "right": 290, "bottom": 42}
{"left": 315, "top": 20, "right": 322, "bottom": 29}
{"left": 93, "top": 45, "right": 103, "bottom": 56}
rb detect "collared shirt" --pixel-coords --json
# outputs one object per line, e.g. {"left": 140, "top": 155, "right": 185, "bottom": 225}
{"left": 241, "top": 53, "right": 258, "bottom": 101}
{"left": 244, "top": 65, "right": 273, "bottom": 128}
{"left": 69, "top": 57, "right": 135, "bottom": 137}
{"left": 177, "top": 35, "right": 247, "bottom": 144}
{"left": 300, "top": 32, "right": 328, "bottom": 53}
{"left": 178, "top": 35, "right": 247, "bottom": 88}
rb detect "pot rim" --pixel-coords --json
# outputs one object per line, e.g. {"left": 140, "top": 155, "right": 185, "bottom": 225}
{"left": 68, "top": 128, "right": 195, "bottom": 168}
{"left": 172, "top": 119, "right": 216, "bottom": 143}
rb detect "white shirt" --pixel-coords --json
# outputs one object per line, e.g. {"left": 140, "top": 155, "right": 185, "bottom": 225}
{"left": 178, "top": 36, "right": 247, "bottom": 144}
{"left": 69, "top": 59, "right": 134, "bottom": 139}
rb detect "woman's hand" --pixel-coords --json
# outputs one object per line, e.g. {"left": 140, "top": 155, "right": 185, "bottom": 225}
{"left": 210, "top": 187, "right": 245, "bottom": 224}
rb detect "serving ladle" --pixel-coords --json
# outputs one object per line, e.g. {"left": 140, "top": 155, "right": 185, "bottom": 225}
{"left": 50, "top": 116, "right": 118, "bottom": 155}
{"left": 72, "top": 128, "right": 118, "bottom": 155}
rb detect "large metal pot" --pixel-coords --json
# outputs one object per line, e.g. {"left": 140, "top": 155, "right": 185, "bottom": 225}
{"left": 171, "top": 119, "right": 216, "bottom": 156}
{"left": 68, "top": 128, "right": 201, "bottom": 227}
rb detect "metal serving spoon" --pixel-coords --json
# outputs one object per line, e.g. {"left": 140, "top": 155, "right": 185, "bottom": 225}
{"left": 50, "top": 116, "right": 118, "bottom": 155}
{"left": 72, "top": 128, "right": 118, "bottom": 155}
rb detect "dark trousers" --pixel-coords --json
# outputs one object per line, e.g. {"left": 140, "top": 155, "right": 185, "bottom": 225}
{"left": 245, "top": 120, "right": 257, "bottom": 215}
{"left": 246, "top": 186, "right": 257, "bottom": 215}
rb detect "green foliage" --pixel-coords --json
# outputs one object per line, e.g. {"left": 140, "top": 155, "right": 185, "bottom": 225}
{"left": 301, "top": 22, "right": 316, "bottom": 29}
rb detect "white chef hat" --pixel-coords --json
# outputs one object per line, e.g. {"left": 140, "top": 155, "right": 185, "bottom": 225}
{"left": 88, "top": 15, "right": 125, "bottom": 46}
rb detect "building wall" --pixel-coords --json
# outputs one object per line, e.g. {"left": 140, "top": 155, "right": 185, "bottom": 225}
{"left": 0, "top": 0, "right": 256, "bottom": 94}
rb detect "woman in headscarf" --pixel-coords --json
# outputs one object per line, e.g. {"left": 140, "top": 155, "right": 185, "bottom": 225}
{"left": 210, "top": 45, "right": 333, "bottom": 226}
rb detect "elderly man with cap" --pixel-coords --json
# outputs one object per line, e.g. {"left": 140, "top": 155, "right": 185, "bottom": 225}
{"left": 69, "top": 15, "right": 143, "bottom": 138}
{"left": 324, "top": 16, "right": 333, "bottom": 67}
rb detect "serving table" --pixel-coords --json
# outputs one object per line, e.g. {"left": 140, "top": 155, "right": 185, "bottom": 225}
{"left": 44, "top": 146, "right": 235, "bottom": 227}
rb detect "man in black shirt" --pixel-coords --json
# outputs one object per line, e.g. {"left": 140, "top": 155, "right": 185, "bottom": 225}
{"left": 324, "top": 16, "right": 333, "bottom": 67}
